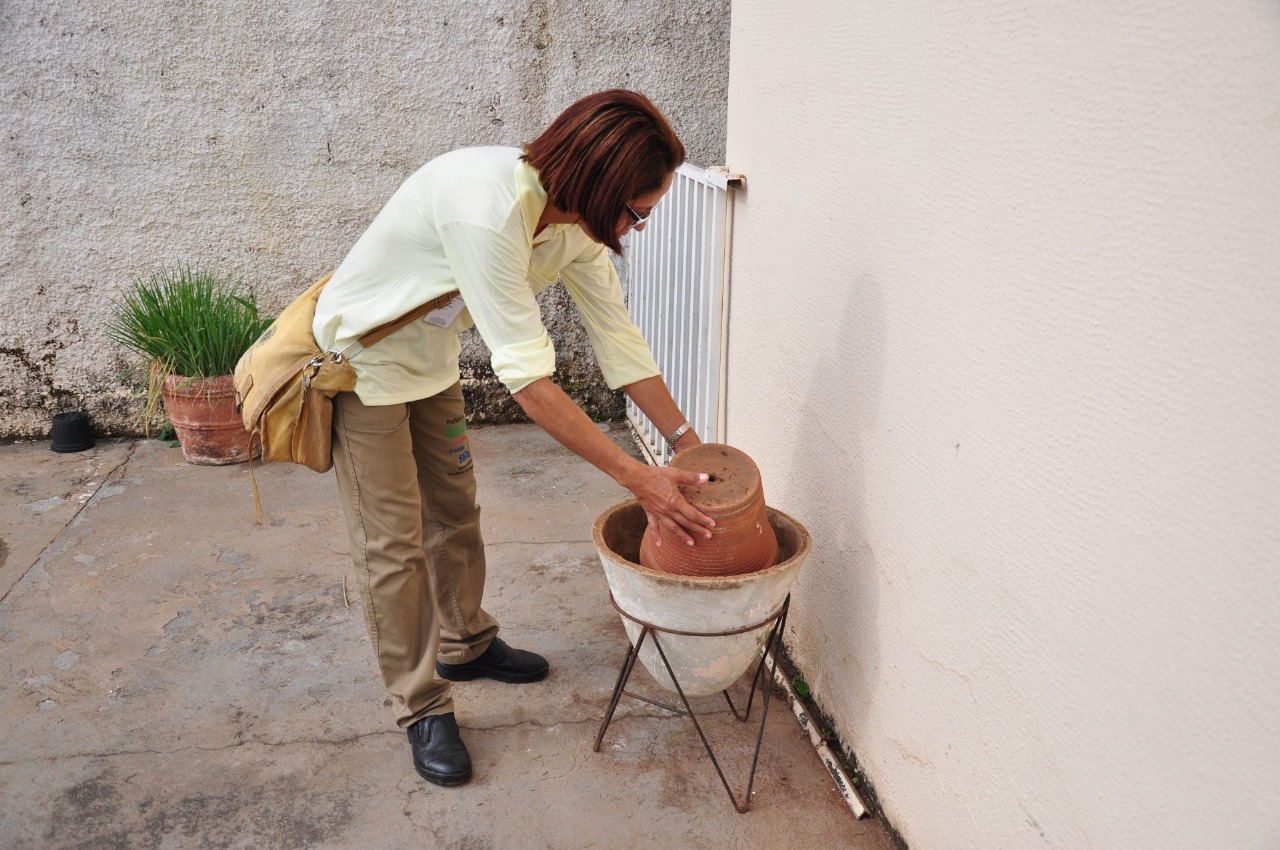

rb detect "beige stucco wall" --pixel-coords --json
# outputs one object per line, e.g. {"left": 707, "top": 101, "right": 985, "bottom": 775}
{"left": 0, "top": 0, "right": 728, "bottom": 436}
{"left": 726, "top": 2, "right": 1279, "bottom": 848}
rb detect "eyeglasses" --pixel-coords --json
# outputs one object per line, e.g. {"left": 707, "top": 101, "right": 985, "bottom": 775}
{"left": 624, "top": 203, "right": 655, "bottom": 229}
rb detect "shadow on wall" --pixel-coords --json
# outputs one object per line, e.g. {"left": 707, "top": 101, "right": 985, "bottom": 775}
{"left": 788, "top": 269, "right": 887, "bottom": 741}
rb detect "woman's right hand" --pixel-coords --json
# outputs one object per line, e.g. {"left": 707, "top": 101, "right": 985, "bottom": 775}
{"left": 623, "top": 462, "right": 716, "bottom": 548}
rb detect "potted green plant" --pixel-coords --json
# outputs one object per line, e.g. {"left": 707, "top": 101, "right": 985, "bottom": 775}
{"left": 108, "top": 263, "right": 272, "bottom": 465}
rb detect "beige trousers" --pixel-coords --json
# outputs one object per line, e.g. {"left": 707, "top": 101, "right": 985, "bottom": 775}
{"left": 331, "top": 382, "right": 499, "bottom": 727}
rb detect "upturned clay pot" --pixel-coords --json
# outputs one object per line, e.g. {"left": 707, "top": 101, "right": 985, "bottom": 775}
{"left": 639, "top": 443, "right": 778, "bottom": 577}
{"left": 162, "top": 374, "right": 254, "bottom": 465}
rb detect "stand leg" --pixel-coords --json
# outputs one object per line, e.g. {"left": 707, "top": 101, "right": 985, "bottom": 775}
{"left": 724, "top": 599, "right": 790, "bottom": 723}
{"left": 742, "top": 605, "right": 788, "bottom": 804}
{"left": 649, "top": 618, "right": 786, "bottom": 814}
{"left": 593, "top": 627, "right": 650, "bottom": 752}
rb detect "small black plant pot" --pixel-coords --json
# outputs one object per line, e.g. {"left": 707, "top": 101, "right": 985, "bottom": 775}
{"left": 51, "top": 411, "right": 95, "bottom": 453}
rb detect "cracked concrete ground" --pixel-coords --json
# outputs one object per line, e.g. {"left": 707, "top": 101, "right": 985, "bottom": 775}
{"left": 0, "top": 423, "right": 896, "bottom": 850}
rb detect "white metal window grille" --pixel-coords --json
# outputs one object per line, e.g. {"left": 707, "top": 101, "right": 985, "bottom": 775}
{"left": 625, "top": 163, "right": 742, "bottom": 465}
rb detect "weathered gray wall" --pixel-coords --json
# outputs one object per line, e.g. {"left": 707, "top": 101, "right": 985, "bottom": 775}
{"left": 0, "top": 0, "right": 729, "bottom": 436}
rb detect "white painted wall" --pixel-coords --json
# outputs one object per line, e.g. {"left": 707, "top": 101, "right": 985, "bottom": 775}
{"left": 0, "top": 0, "right": 729, "bottom": 435}
{"left": 725, "top": 2, "right": 1280, "bottom": 847}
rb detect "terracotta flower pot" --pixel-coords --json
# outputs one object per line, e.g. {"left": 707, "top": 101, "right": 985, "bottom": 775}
{"left": 161, "top": 374, "right": 254, "bottom": 465}
{"left": 639, "top": 443, "right": 779, "bottom": 577}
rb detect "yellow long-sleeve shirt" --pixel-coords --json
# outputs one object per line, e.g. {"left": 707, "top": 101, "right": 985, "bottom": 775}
{"left": 312, "top": 146, "right": 661, "bottom": 405}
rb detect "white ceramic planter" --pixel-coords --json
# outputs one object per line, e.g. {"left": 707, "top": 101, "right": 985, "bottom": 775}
{"left": 592, "top": 501, "right": 811, "bottom": 697}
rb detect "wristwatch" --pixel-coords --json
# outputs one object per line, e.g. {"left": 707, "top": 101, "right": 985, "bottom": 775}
{"left": 665, "top": 421, "right": 692, "bottom": 451}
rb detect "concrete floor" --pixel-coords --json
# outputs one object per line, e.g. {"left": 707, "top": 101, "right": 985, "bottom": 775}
{"left": 0, "top": 423, "right": 896, "bottom": 850}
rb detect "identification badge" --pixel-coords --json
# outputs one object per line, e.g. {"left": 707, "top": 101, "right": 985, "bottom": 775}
{"left": 423, "top": 295, "right": 466, "bottom": 328}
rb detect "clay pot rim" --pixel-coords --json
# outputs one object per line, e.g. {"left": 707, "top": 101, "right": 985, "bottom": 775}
{"left": 162, "top": 374, "right": 236, "bottom": 393}
{"left": 593, "top": 500, "right": 811, "bottom": 589}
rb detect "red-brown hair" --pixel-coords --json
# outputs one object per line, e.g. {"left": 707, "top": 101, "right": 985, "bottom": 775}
{"left": 522, "top": 89, "right": 685, "bottom": 254}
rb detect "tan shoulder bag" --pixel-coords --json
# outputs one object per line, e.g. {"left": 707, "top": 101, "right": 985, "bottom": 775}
{"left": 233, "top": 272, "right": 457, "bottom": 514}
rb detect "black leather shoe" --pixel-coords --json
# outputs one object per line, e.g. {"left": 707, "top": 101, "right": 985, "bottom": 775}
{"left": 408, "top": 713, "right": 472, "bottom": 786}
{"left": 435, "top": 637, "right": 549, "bottom": 683}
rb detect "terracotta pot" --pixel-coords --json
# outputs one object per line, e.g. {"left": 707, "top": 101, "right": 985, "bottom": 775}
{"left": 161, "top": 374, "right": 254, "bottom": 465}
{"left": 639, "top": 443, "right": 779, "bottom": 577}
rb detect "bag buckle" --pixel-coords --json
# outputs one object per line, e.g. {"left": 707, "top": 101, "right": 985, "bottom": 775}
{"left": 301, "top": 355, "right": 326, "bottom": 392}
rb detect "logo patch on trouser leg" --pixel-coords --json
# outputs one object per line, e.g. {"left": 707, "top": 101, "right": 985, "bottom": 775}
{"left": 445, "top": 415, "right": 472, "bottom": 476}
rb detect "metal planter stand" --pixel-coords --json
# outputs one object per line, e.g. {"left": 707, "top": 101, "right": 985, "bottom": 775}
{"left": 593, "top": 593, "right": 791, "bottom": 813}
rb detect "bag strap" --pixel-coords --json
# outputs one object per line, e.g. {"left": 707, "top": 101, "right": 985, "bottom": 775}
{"left": 337, "top": 290, "right": 460, "bottom": 359}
